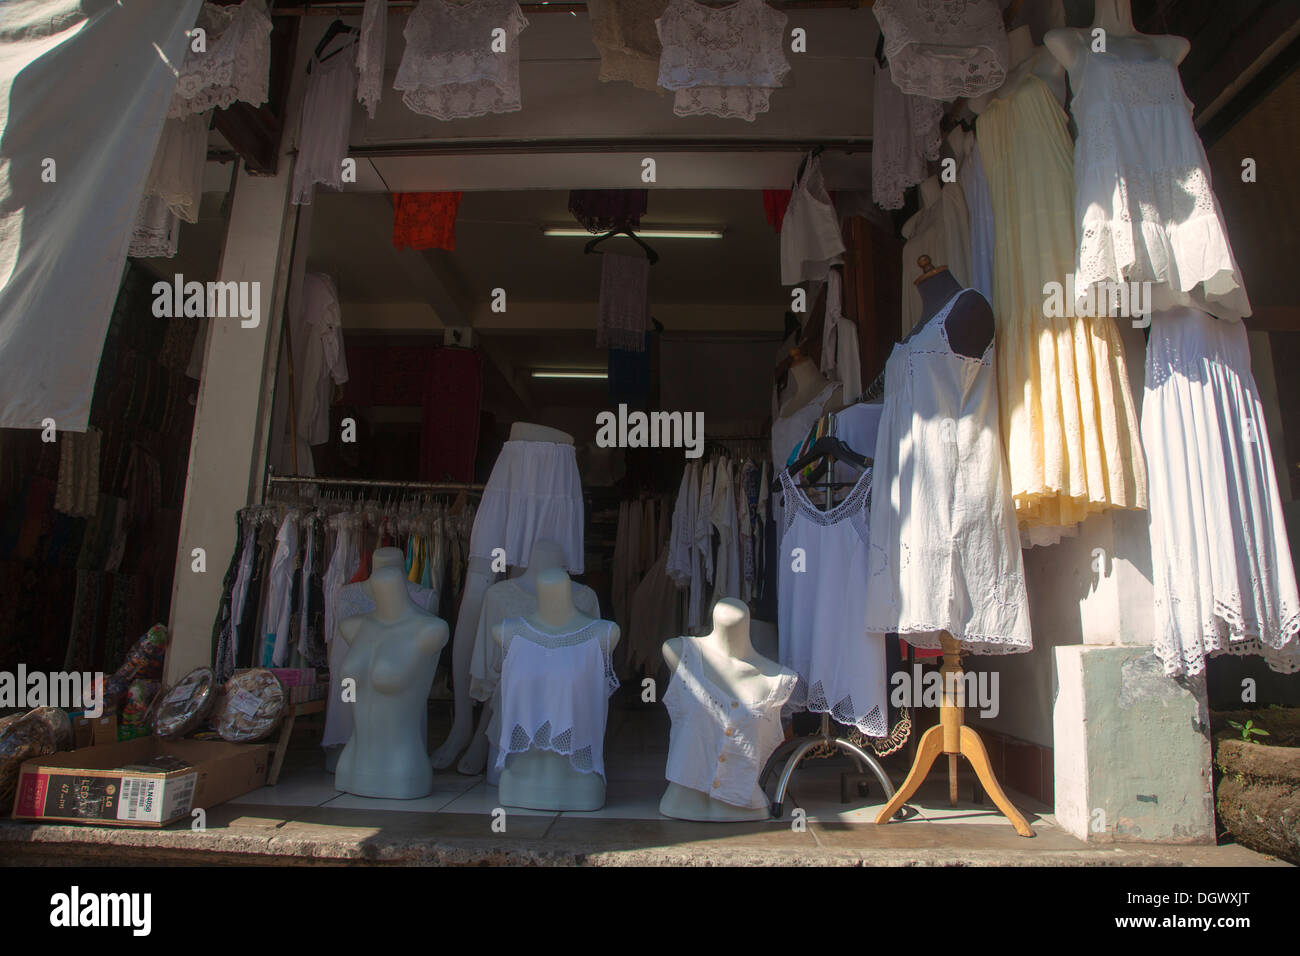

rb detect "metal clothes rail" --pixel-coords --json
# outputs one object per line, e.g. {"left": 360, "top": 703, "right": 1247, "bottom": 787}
{"left": 265, "top": 472, "right": 485, "bottom": 496}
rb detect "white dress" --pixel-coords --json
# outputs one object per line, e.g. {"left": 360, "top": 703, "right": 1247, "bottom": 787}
{"left": 495, "top": 618, "right": 620, "bottom": 779}
{"left": 663, "top": 638, "right": 797, "bottom": 809}
{"left": 356, "top": 0, "right": 388, "bottom": 119}
{"left": 780, "top": 153, "right": 846, "bottom": 286}
{"left": 777, "top": 466, "right": 887, "bottom": 736}
{"left": 292, "top": 41, "right": 357, "bottom": 205}
{"left": 469, "top": 440, "right": 585, "bottom": 574}
{"left": 871, "top": 61, "right": 943, "bottom": 211}
{"left": 873, "top": 0, "right": 1009, "bottom": 100}
{"left": 1070, "top": 47, "right": 1250, "bottom": 320}
{"left": 169, "top": 0, "right": 272, "bottom": 118}
{"left": 1144, "top": 306, "right": 1300, "bottom": 676}
{"left": 865, "top": 292, "right": 1032, "bottom": 654}
{"left": 958, "top": 133, "right": 995, "bottom": 307}
{"left": 655, "top": 0, "right": 790, "bottom": 122}
{"left": 820, "top": 271, "right": 863, "bottom": 404}
{"left": 394, "top": 0, "right": 528, "bottom": 120}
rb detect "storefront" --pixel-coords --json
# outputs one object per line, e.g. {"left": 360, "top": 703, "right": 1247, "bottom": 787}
{"left": 1, "top": 0, "right": 1298, "bottom": 867}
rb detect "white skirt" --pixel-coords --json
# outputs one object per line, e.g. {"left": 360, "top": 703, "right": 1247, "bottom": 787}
{"left": 470, "top": 440, "right": 585, "bottom": 574}
{"left": 1144, "top": 306, "right": 1300, "bottom": 677}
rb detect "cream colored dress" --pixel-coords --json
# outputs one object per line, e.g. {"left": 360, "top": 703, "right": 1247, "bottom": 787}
{"left": 978, "top": 67, "right": 1147, "bottom": 542}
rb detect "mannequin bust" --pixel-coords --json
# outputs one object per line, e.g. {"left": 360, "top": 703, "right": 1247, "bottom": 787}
{"left": 335, "top": 566, "right": 449, "bottom": 799}
{"left": 493, "top": 568, "right": 621, "bottom": 811}
{"left": 907, "top": 256, "right": 994, "bottom": 359}
{"left": 779, "top": 354, "right": 843, "bottom": 418}
{"left": 510, "top": 422, "right": 574, "bottom": 445}
{"left": 660, "top": 599, "right": 796, "bottom": 822}
{"left": 361, "top": 546, "right": 404, "bottom": 596}
{"left": 462, "top": 539, "right": 597, "bottom": 778}
{"left": 969, "top": 25, "right": 1067, "bottom": 113}
{"left": 1044, "top": 0, "right": 1189, "bottom": 74}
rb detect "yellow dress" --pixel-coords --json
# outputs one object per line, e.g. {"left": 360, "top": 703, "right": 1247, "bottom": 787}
{"left": 978, "top": 68, "right": 1147, "bottom": 541}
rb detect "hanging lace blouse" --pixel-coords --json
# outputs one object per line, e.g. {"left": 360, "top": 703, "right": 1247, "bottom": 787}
{"left": 568, "top": 189, "right": 648, "bottom": 234}
{"left": 873, "top": 0, "right": 1009, "bottom": 100}
{"left": 169, "top": 0, "right": 272, "bottom": 119}
{"left": 142, "top": 112, "right": 211, "bottom": 224}
{"left": 872, "top": 61, "right": 943, "bottom": 211}
{"left": 356, "top": 0, "right": 387, "bottom": 119}
{"left": 588, "top": 0, "right": 668, "bottom": 93}
{"left": 130, "top": 196, "right": 180, "bottom": 259}
{"left": 292, "top": 42, "right": 357, "bottom": 206}
{"left": 392, "top": 192, "right": 463, "bottom": 251}
{"left": 495, "top": 618, "right": 620, "bottom": 779}
{"left": 393, "top": 0, "right": 529, "bottom": 121}
{"left": 655, "top": 0, "right": 791, "bottom": 122}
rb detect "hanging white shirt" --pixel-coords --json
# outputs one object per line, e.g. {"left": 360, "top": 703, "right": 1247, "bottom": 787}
{"left": 819, "top": 270, "right": 863, "bottom": 403}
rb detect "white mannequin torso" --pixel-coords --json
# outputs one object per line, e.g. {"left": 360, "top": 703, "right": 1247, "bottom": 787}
{"left": 779, "top": 357, "right": 842, "bottom": 418}
{"left": 335, "top": 566, "right": 449, "bottom": 799}
{"left": 1044, "top": 0, "right": 1189, "bottom": 76}
{"left": 492, "top": 568, "right": 621, "bottom": 811}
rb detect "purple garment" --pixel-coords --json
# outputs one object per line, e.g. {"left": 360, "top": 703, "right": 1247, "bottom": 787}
{"left": 597, "top": 253, "right": 651, "bottom": 352}
{"left": 569, "top": 189, "right": 648, "bottom": 234}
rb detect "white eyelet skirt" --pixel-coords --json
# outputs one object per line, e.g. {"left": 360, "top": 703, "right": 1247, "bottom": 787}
{"left": 469, "top": 440, "right": 585, "bottom": 574}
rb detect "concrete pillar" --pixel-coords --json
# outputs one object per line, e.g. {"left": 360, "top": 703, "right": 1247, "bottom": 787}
{"left": 163, "top": 36, "right": 312, "bottom": 684}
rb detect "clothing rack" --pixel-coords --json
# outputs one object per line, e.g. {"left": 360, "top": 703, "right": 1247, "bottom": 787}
{"left": 265, "top": 472, "right": 485, "bottom": 498}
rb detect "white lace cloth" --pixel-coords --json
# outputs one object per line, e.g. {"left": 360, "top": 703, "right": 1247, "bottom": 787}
{"left": 1071, "top": 47, "right": 1250, "bottom": 320}
{"left": 589, "top": 0, "right": 668, "bottom": 93}
{"left": 777, "top": 466, "right": 887, "bottom": 736}
{"left": 495, "top": 618, "right": 620, "bottom": 778}
{"left": 293, "top": 42, "right": 357, "bottom": 205}
{"left": 470, "top": 440, "right": 585, "bottom": 574}
{"left": 865, "top": 291, "right": 1033, "bottom": 654}
{"left": 874, "top": 0, "right": 1008, "bottom": 100}
{"left": 356, "top": 0, "right": 387, "bottom": 119}
{"left": 872, "top": 61, "right": 943, "bottom": 211}
{"left": 1144, "top": 307, "right": 1300, "bottom": 677}
{"left": 655, "top": 0, "right": 790, "bottom": 122}
{"left": 130, "top": 195, "right": 180, "bottom": 259}
{"left": 169, "top": 0, "right": 272, "bottom": 119}
{"left": 142, "top": 112, "right": 210, "bottom": 224}
{"left": 664, "top": 638, "right": 797, "bottom": 809}
{"left": 393, "top": 0, "right": 528, "bottom": 120}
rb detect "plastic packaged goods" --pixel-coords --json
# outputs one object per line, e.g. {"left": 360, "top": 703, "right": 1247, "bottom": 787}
{"left": 151, "top": 667, "right": 218, "bottom": 738}
{"left": 0, "top": 713, "right": 58, "bottom": 811}
{"left": 215, "top": 669, "right": 287, "bottom": 743}
{"left": 24, "top": 707, "right": 74, "bottom": 751}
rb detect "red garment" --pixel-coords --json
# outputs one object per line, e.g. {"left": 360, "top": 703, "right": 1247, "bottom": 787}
{"left": 763, "top": 189, "right": 792, "bottom": 232}
{"left": 392, "top": 192, "right": 463, "bottom": 251}
{"left": 347, "top": 547, "right": 372, "bottom": 584}
{"left": 900, "top": 637, "right": 943, "bottom": 660}
{"left": 420, "top": 348, "right": 482, "bottom": 482}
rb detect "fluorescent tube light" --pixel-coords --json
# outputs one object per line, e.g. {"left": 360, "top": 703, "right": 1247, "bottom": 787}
{"left": 542, "top": 228, "right": 723, "bottom": 239}
{"left": 531, "top": 370, "right": 608, "bottom": 380}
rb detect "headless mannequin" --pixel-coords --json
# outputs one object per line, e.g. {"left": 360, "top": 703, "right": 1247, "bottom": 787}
{"left": 907, "top": 257, "right": 994, "bottom": 359}
{"left": 1043, "top": 0, "right": 1189, "bottom": 75}
{"left": 493, "top": 568, "right": 620, "bottom": 811}
{"left": 336, "top": 566, "right": 449, "bottom": 798}
{"left": 968, "top": 25, "right": 1067, "bottom": 115}
{"left": 779, "top": 355, "right": 843, "bottom": 419}
{"left": 660, "top": 599, "right": 795, "bottom": 822}
{"left": 460, "top": 539, "right": 580, "bottom": 778}
{"left": 431, "top": 422, "right": 576, "bottom": 770}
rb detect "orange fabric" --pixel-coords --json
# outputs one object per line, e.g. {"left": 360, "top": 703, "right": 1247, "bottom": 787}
{"left": 392, "top": 192, "right": 463, "bottom": 251}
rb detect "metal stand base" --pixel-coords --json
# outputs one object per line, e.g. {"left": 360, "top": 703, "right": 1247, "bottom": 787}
{"left": 759, "top": 714, "right": 899, "bottom": 819}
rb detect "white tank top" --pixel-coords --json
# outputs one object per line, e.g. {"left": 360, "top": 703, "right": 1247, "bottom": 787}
{"left": 495, "top": 618, "right": 619, "bottom": 779}
{"left": 663, "top": 638, "right": 797, "bottom": 809}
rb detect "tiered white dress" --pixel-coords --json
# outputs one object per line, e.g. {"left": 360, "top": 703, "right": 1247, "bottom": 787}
{"left": 1144, "top": 307, "right": 1300, "bottom": 676}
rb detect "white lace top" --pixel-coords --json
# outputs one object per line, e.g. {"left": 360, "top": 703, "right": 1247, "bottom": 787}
{"left": 356, "top": 0, "right": 388, "bottom": 119}
{"left": 169, "top": 0, "right": 272, "bottom": 119}
{"left": 655, "top": 0, "right": 791, "bottom": 122}
{"left": 873, "top": 0, "right": 1009, "bottom": 100}
{"left": 495, "top": 618, "right": 620, "bottom": 779}
{"left": 777, "top": 465, "right": 888, "bottom": 736}
{"left": 393, "top": 0, "right": 529, "bottom": 121}
{"left": 864, "top": 291, "right": 1032, "bottom": 654}
{"left": 1071, "top": 47, "right": 1250, "bottom": 320}
{"left": 663, "top": 638, "right": 797, "bottom": 809}
{"left": 872, "top": 61, "right": 943, "bottom": 211}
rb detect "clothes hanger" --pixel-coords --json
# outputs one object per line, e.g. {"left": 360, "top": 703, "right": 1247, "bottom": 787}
{"left": 310, "top": 19, "right": 359, "bottom": 72}
{"left": 794, "top": 145, "right": 825, "bottom": 186}
{"left": 584, "top": 227, "right": 660, "bottom": 265}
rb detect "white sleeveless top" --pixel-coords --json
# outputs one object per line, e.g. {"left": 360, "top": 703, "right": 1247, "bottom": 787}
{"left": 777, "top": 466, "right": 888, "bottom": 736}
{"left": 865, "top": 291, "right": 1032, "bottom": 654}
{"left": 655, "top": 0, "right": 790, "bottom": 121}
{"left": 1070, "top": 47, "right": 1250, "bottom": 319}
{"left": 495, "top": 618, "right": 620, "bottom": 779}
{"left": 394, "top": 0, "right": 529, "bottom": 120}
{"left": 873, "top": 0, "right": 1009, "bottom": 100}
{"left": 663, "top": 638, "right": 797, "bottom": 809}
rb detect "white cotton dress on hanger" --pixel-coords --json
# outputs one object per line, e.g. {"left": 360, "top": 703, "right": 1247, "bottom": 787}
{"left": 663, "top": 638, "right": 797, "bottom": 809}
{"left": 292, "top": 41, "right": 357, "bottom": 205}
{"left": 470, "top": 440, "right": 585, "bottom": 574}
{"left": 777, "top": 466, "right": 888, "bottom": 736}
{"left": 1144, "top": 306, "right": 1300, "bottom": 677}
{"left": 865, "top": 292, "right": 1032, "bottom": 654}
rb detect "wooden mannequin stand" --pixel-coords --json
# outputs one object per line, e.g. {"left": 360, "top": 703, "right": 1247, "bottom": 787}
{"left": 873, "top": 634, "right": 1035, "bottom": 837}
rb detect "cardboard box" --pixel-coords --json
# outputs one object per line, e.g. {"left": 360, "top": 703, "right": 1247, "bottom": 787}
{"left": 11, "top": 737, "right": 268, "bottom": 827}
{"left": 91, "top": 714, "right": 118, "bottom": 747}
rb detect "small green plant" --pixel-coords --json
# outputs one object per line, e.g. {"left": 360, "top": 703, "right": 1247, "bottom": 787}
{"left": 1227, "top": 719, "right": 1271, "bottom": 743}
